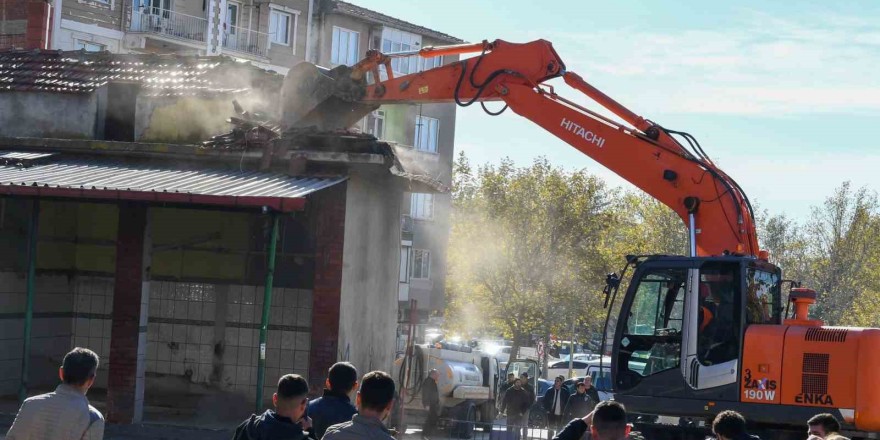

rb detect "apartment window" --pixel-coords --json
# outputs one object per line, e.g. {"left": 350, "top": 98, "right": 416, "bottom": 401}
{"left": 226, "top": 2, "right": 240, "bottom": 33}
{"left": 382, "top": 28, "right": 420, "bottom": 75}
{"left": 411, "top": 249, "right": 431, "bottom": 279}
{"left": 269, "top": 9, "right": 292, "bottom": 45}
{"left": 411, "top": 193, "right": 434, "bottom": 220}
{"left": 362, "top": 110, "right": 385, "bottom": 139}
{"left": 331, "top": 26, "right": 359, "bottom": 65}
{"left": 75, "top": 40, "right": 106, "bottom": 52}
{"left": 414, "top": 115, "right": 439, "bottom": 153}
{"left": 419, "top": 55, "right": 443, "bottom": 71}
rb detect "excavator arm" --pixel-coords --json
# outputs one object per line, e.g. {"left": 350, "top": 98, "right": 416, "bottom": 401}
{"left": 282, "top": 39, "right": 760, "bottom": 257}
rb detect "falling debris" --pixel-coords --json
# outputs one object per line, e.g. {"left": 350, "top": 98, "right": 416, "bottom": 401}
{"left": 201, "top": 100, "right": 281, "bottom": 150}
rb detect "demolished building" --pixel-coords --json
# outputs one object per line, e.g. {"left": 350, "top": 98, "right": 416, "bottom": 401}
{"left": 0, "top": 49, "right": 446, "bottom": 424}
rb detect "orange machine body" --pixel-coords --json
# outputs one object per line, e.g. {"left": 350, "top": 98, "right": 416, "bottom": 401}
{"left": 742, "top": 325, "right": 880, "bottom": 431}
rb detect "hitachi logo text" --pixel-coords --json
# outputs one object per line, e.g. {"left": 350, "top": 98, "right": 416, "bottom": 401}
{"left": 560, "top": 118, "right": 605, "bottom": 148}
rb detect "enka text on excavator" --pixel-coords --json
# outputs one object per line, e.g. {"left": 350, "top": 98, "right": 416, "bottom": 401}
{"left": 279, "top": 39, "right": 880, "bottom": 439}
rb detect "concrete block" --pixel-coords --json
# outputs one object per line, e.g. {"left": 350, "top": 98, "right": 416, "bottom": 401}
{"left": 75, "top": 294, "right": 91, "bottom": 314}
{"left": 224, "top": 346, "right": 238, "bottom": 364}
{"left": 266, "top": 348, "right": 280, "bottom": 368}
{"left": 199, "top": 326, "right": 214, "bottom": 345}
{"left": 267, "top": 330, "right": 281, "bottom": 349}
{"left": 226, "top": 303, "right": 241, "bottom": 322}
{"left": 186, "top": 325, "right": 199, "bottom": 344}
{"left": 295, "top": 332, "right": 310, "bottom": 351}
{"left": 281, "top": 331, "right": 295, "bottom": 350}
{"left": 280, "top": 349, "right": 294, "bottom": 369}
{"left": 203, "top": 302, "right": 216, "bottom": 321}
{"left": 297, "top": 290, "right": 313, "bottom": 309}
{"left": 89, "top": 319, "right": 103, "bottom": 338}
{"left": 157, "top": 360, "right": 170, "bottom": 374}
{"left": 160, "top": 299, "right": 174, "bottom": 318}
{"left": 173, "top": 301, "right": 187, "bottom": 320}
{"left": 228, "top": 285, "right": 242, "bottom": 304}
{"left": 187, "top": 301, "right": 202, "bottom": 320}
{"left": 171, "top": 360, "right": 184, "bottom": 376}
{"left": 241, "top": 286, "right": 256, "bottom": 305}
{"left": 172, "top": 324, "right": 187, "bottom": 343}
{"left": 0, "top": 293, "right": 25, "bottom": 312}
{"left": 269, "top": 307, "right": 282, "bottom": 325}
{"left": 158, "top": 323, "right": 172, "bottom": 343}
{"left": 240, "top": 305, "right": 254, "bottom": 324}
{"left": 199, "top": 344, "right": 213, "bottom": 364}
{"left": 237, "top": 346, "right": 253, "bottom": 367}
{"left": 225, "top": 328, "right": 239, "bottom": 347}
{"left": 296, "top": 308, "right": 311, "bottom": 327}
{"left": 293, "top": 352, "right": 309, "bottom": 373}
{"left": 146, "top": 340, "right": 158, "bottom": 361}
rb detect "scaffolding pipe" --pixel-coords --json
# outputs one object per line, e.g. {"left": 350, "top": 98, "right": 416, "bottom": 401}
{"left": 19, "top": 199, "right": 39, "bottom": 403}
{"left": 255, "top": 213, "right": 280, "bottom": 413}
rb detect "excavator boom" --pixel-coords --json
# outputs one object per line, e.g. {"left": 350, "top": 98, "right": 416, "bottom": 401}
{"left": 281, "top": 39, "right": 759, "bottom": 257}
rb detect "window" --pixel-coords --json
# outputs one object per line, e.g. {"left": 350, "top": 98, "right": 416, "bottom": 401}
{"left": 269, "top": 9, "right": 291, "bottom": 45}
{"left": 419, "top": 55, "right": 443, "bottom": 71}
{"left": 382, "top": 28, "right": 420, "bottom": 75}
{"left": 697, "top": 264, "right": 740, "bottom": 366}
{"left": 362, "top": 110, "right": 385, "bottom": 139}
{"left": 414, "top": 116, "right": 439, "bottom": 152}
{"left": 411, "top": 249, "right": 430, "bottom": 279}
{"left": 410, "top": 193, "right": 434, "bottom": 220}
{"left": 622, "top": 268, "right": 686, "bottom": 377}
{"left": 75, "top": 40, "right": 106, "bottom": 52}
{"left": 140, "top": 0, "right": 169, "bottom": 16}
{"left": 226, "top": 2, "right": 240, "bottom": 33}
{"left": 746, "top": 268, "right": 780, "bottom": 325}
{"left": 331, "top": 26, "right": 359, "bottom": 65}
{"left": 398, "top": 246, "right": 411, "bottom": 283}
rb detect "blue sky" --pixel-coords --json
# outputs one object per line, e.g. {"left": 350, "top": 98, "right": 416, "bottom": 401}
{"left": 357, "top": 0, "right": 880, "bottom": 221}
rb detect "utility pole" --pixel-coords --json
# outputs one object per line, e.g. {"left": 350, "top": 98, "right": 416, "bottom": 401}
{"left": 567, "top": 316, "right": 575, "bottom": 378}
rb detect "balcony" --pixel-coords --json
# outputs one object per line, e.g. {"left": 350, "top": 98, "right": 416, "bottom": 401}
{"left": 222, "top": 25, "right": 270, "bottom": 59}
{"left": 130, "top": 7, "right": 207, "bottom": 45}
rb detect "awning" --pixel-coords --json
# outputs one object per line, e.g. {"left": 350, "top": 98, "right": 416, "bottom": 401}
{"left": 0, "top": 153, "right": 346, "bottom": 212}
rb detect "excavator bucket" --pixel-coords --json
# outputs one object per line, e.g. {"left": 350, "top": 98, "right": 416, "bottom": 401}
{"left": 280, "top": 62, "right": 378, "bottom": 132}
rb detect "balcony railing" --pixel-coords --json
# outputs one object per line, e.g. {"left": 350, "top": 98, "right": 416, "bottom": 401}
{"left": 222, "top": 25, "right": 270, "bottom": 58}
{"left": 130, "top": 7, "right": 207, "bottom": 44}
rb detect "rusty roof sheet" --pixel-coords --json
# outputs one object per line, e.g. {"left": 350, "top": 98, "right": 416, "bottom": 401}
{"left": 0, "top": 153, "right": 345, "bottom": 211}
{"left": 0, "top": 50, "right": 282, "bottom": 95}
{"left": 330, "top": 1, "right": 465, "bottom": 44}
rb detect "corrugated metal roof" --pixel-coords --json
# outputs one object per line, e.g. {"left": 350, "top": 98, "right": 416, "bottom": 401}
{"left": 0, "top": 155, "right": 346, "bottom": 211}
{"left": 0, "top": 50, "right": 282, "bottom": 95}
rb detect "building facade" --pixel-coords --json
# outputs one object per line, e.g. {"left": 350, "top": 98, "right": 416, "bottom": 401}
{"left": 0, "top": 0, "right": 460, "bottom": 405}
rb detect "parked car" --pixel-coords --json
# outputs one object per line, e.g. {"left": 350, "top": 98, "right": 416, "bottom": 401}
{"left": 546, "top": 356, "right": 612, "bottom": 380}
{"left": 560, "top": 352, "right": 602, "bottom": 362}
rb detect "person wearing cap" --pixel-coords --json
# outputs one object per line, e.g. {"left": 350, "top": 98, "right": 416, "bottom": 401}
{"left": 564, "top": 380, "right": 596, "bottom": 420}
{"left": 543, "top": 375, "right": 571, "bottom": 436}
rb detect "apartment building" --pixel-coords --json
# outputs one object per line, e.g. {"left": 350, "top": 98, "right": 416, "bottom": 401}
{"left": 2, "top": 0, "right": 461, "bottom": 347}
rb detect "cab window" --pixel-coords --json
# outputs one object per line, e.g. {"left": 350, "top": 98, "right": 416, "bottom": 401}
{"left": 746, "top": 268, "right": 780, "bottom": 325}
{"left": 697, "top": 264, "right": 740, "bottom": 366}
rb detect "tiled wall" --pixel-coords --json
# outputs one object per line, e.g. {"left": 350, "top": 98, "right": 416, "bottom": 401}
{"left": 144, "top": 281, "right": 312, "bottom": 403}
{"left": 0, "top": 273, "right": 75, "bottom": 395}
{"left": 71, "top": 277, "right": 114, "bottom": 388}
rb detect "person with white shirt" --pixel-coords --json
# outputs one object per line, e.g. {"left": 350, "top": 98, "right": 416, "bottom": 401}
{"left": 542, "top": 375, "right": 570, "bottom": 437}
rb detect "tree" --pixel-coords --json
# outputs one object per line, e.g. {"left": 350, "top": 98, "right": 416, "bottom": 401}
{"left": 445, "top": 153, "right": 616, "bottom": 360}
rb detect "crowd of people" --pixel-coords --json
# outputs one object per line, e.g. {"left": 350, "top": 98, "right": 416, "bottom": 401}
{"left": 3, "top": 347, "right": 856, "bottom": 440}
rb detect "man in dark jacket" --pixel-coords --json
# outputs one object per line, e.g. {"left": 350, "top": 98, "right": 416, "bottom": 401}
{"left": 307, "top": 362, "right": 358, "bottom": 439}
{"left": 543, "top": 376, "right": 571, "bottom": 436}
{"left": 563, "top": 381, "right": 595, "bottom": 420}
{"left": 420, "top": 369, "right": 440, "bottom": 439}
{"left": 712, "top": 410, "right": 761, "bottom": 440}
{"left": 233, "top": 374, "right": 311, "bottom": 440}
{"left": 552, "top": 401, "right": 633, "bottom": 440}
{"left": 500, "top": 379, "right": 532, "bottom": 440}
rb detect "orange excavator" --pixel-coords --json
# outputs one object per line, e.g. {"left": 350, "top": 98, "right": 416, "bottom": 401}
{"left": 281, "top": 39, "right": 880, "bottom": 439}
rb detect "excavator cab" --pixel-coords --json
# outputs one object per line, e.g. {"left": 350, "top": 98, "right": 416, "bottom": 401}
{"left": 607, "top": 255, "right": 781, "bottom": 415}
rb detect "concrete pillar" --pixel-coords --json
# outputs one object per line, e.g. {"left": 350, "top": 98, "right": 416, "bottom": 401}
{"left": 308, "top": 183, "right": 346, "bottom": 393}
{"left": 25, "top": 1, "right": 52, "bottom": 50}
{"left": 107, "top": 204, "right": 151, "bottom": 424}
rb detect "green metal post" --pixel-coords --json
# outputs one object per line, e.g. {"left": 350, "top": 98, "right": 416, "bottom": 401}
{"left": 256, "top": 213, "right": 280, "bottom": 413}
{"left": 19, "top": 200, "right": 39, "bottom": 403}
